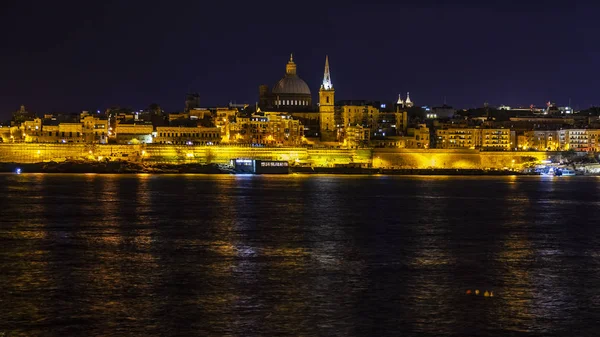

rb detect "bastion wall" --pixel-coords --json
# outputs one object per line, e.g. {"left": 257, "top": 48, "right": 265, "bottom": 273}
{"left": 0, "top": 144, "right": 553, "bottom": 169}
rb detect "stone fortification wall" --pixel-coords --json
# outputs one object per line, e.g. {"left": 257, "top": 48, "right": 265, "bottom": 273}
{"left": 373, "top": 149, "right": 552, "bottom": 169}
{"left": 0, "top": 144, "right": 373, "bottom": 166}
{"left": 0, "top": 144, "right": 141, "bottom": 163}
{"left": 0, "top": 144, "right": 553, "bottom": 169}
{"left": 143, "top": 146, "right": 309, "bottom": 164}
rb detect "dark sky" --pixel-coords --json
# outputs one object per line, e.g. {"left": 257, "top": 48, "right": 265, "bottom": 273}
{"left": 1, "top": 1, "right": 598, "bottom": 119}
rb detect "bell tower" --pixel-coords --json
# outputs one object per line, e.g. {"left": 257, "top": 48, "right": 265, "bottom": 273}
{"left": 319, "top": 55, "right": 335, "bottom": 140}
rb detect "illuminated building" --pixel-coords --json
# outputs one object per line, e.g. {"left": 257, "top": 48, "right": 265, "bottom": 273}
{"left": 259, "top": 54, "right": 312, "bottom": 112}
{"left": 588, "top": 130, "right": 600, "bottom": 151}
{"left": 214, "top": 107, "right": 238, "bottom": 142}
{"left": 0, "top": 125, "right": 10, "bottom": 142}
{"left": 155, "top": 126, "right": 221, "bottom": 145}
{"left": 436, "top": 127, "right": 511, "bottom": 150}
{"left": 231, "top": 113, "right": 303, "bottom": 146}
{"left": 114, "top": 122, "right": 154, "bottom": 144}
{"left": 395, "top": 110, "right": 408, "bottom": 134}
{"left": 520, "top": 129, "right": 600, "bottom": 152}
{"left": 370, "top": 124, "right": 430, "bottom": 149}
{"left": 58, "top": 123, "right": 84, "bottom": 143}
{"left": 519, "top": 130, "right": 561, "bottom": 151}
{"left": 81, "top": 113, "right": 109, "bottom": 144}
{"left": 344, "top": 125, "right": 370, "bottom": 148}
{"left": 336, "top": 98, "right": 407, "bottom": 143}
{"left": 20, "top": 118, "right": 42, "bottom": 142}
{"left": 169, "top": 108, "right": 212, "bottom": 122}
{"left": 338, "top": 102, "right": 381, "bottom": 130}
{"left": 479, "top": 129, "right": 511, "bottom": 149}
{"left": 402, "top": 124, "right": 430, "bottom": 148}
{"left": 36, "top": 124, "right": 59, "bottom": 143}
{"left": 436, "top": 128, "right": 476, "bottom": 149}
{"left": 319, "top": 56, "right": 336, "bottom": 141}
{"left": 256, "top": 54, "right": 319, "bottom": 137}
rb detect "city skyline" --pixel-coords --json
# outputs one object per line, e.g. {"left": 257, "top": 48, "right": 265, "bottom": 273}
{"left": 1, "top": 1, "right": 597, "bottom": 118}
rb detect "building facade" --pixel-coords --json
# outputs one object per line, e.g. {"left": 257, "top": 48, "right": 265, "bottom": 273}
{"left": 155, "top": 126, "right": 221, "bottom": 145}
{"left": 436, "top": 127, "right": 511, "bottom": 150}
{"left": 231, "top": 113, "right": 304, "bottom": 146}
{"left": 115, "top": 122, "right": 154, "bottom": 144}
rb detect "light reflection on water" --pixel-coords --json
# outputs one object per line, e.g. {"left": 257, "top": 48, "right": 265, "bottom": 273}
{"left": 1, "top": 174, "right": 600, "bottom": 336}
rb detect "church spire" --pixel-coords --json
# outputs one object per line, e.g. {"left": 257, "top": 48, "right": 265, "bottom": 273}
{"left": 397, "top": 93, "right": 404, "bottom": 105}
{"left": 405, "top": 92, "right": 413, "bottom": 107}
{"left": 321, "top": 55, "right": 333, "bottom": 90}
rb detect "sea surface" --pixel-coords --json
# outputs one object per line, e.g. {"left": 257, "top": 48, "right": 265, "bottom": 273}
{"left": 1, "top": 173, "right": 600, "bottom": 336}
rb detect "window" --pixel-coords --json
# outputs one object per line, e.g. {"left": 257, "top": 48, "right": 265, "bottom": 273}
{"left": 326, "top": 96, "right": 329, "bottom": 103}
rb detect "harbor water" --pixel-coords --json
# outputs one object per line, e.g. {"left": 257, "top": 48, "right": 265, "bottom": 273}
{"left": 1, "top": 174, "right": 599, "bottom": 336}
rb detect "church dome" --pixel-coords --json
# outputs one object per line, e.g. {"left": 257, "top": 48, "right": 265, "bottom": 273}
{"left": 271, "top": 54, "right": 311, "bottom": 95}
{"left": 272, "top": 76, "right": 311, "bottom": 95}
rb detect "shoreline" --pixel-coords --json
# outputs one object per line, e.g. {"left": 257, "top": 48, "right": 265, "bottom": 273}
{"left": 0, "top": 161, "right": 543, "bottom": 176}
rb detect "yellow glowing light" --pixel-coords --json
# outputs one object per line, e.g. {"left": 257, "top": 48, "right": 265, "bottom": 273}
{"left": 89, "top": 150, "right": 93, "bottom": 154}
{"left": 141, "top": 150, "right": 146, "bottom": 156}
{"left": 37, "top": 150, "right": 41, "bottom": 154}
{"left": 186, "top": 153, "right": 194, "bottom": 158}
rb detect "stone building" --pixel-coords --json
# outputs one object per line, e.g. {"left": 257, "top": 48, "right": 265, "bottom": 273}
{"left": 231, "top": 113, "right": 304, "bottom": 146}
{"left": 155, "top": 126, "right": 222, "bottom": 145}
{"left": 344, "top": 125, "right": 370, "bottom": 148}
{"left": 518, "top": 129, "right": 600, "bottom": 152}
{"left": 114, "top": 122, "right": 154, "bottom": 144}
{"left": 436, "top": 127, "right": 511, "bottom": 150}
{"left": 81, "top": 113, "right": 109, "bottom": 144}
{"left": 403, "top": 124, "right": 430, "bottom": 148}
{"left": 259, "top": 54, "right": 313, "bottom": 112}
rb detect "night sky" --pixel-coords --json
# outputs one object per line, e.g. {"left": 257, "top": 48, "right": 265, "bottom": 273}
{"left": 0, "top": 1, "right": 597, "bottom": 119}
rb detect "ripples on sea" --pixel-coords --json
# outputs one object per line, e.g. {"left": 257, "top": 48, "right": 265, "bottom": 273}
{"left": 1, "top": 174, "right": 600, "bottom": 336}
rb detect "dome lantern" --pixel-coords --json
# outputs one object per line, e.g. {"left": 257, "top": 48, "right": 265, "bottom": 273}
{"left": 285, "top": 53, "right": 297, "bottom": 76}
